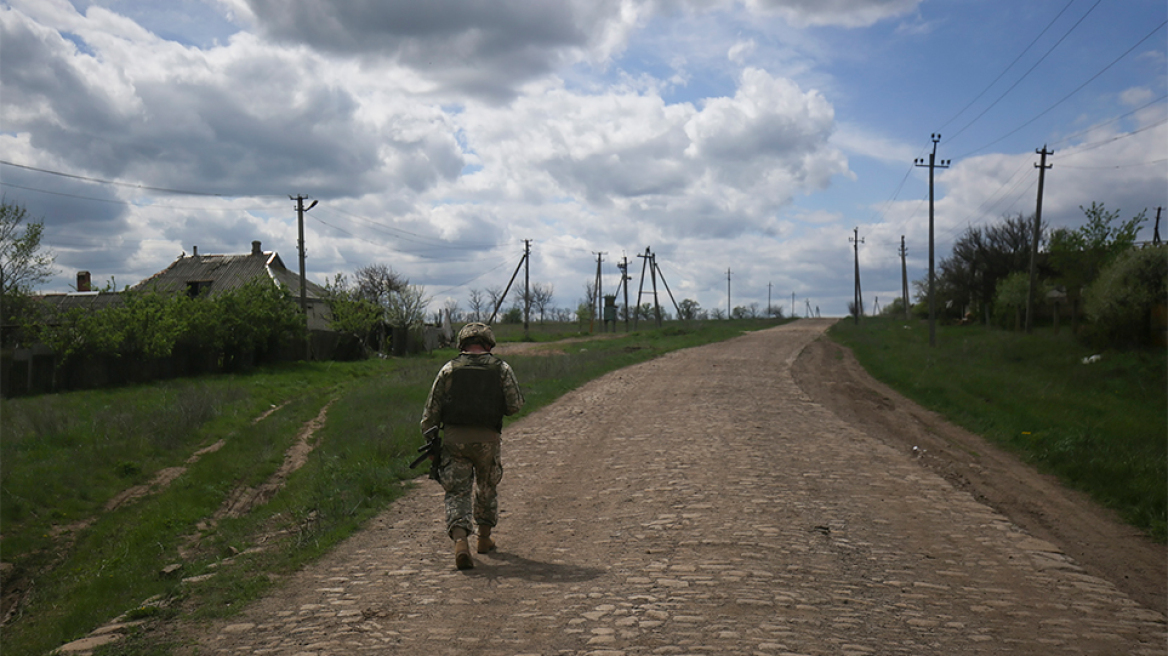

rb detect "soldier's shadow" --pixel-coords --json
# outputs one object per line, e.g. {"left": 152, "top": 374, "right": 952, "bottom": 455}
{"left": 468, "top": 551, "right": 604, "bottom": 582}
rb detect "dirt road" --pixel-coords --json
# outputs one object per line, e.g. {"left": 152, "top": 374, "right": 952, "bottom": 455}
{"left": 191, "top": 320, "right": 1165, "bottom": 655}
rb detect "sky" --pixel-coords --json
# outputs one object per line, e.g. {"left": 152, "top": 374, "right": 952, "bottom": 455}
{"left": 2, "top": 0, "right": 1165, "bottom": 319}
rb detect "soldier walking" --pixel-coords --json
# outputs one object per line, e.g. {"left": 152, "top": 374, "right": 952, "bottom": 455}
{"left": 420, "top": 322, "right": 524, "bottom": 570}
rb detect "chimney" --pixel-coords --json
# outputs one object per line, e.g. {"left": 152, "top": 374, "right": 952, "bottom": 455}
{"left": 193, "top": 245, "right": 199, "bottom": 257}
{"left": 252, "top": 240, "right": 262, "bottom": 256}
{"left": 77, "top": 271, "right": 91, "bottom": 292}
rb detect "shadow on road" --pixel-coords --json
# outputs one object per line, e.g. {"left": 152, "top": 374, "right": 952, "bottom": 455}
{"left": 466, "top": 551, "right": 604, "bottom": 583}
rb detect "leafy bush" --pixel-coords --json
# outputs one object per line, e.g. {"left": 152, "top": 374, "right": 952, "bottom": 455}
{"left": 25, "top": 279, "right": 305, "bottom": 367}
{"left": 1083, "top": 245, "right": 1167, "bottom": 348}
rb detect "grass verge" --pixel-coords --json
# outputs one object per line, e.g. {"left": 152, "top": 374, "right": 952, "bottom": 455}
{"left": 829, "top": 317, "right": 1166, "bottom": 542}
{"left": 1, "top": 318, "right": 784, "bottom": 655}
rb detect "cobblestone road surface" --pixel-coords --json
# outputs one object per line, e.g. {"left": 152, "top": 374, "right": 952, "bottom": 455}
{"left": 195, "top": 320, "right": 1166, "bottom": 655}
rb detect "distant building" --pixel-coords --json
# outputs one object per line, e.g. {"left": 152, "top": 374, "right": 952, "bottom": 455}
{"left": 133, "top": 240, "right": 333, "bottom": 330}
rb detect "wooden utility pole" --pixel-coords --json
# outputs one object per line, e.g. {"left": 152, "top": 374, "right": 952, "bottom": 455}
{"left": 850, "top": 227, "right": 864, "bottom": 324}
{"left": 915, "top": 134, "right": 950, "bottom": 347}
{"left": 1026, "top": 146, "right": 1053, "bottom": 334}
{"left": 291, "top": 194, "right": 317, "bottom": 360}
{"left": 900, "top": 235, "right": 910, "bottom": 320}
{"left": 1153, "top": 207, "right": 1162, "bottom": 246}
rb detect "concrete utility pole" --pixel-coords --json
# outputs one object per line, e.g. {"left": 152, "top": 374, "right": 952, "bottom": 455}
{"left": 634, "top": 248, "right": 650, "bottom": 330}
{"left": 592, "top": 251, "right": 605, "bottom": 333}
{"left": 850, "top": 227, "right": 864, "bottom": 325}
{"left": 619, "top": 256, "right": 631, "bottom": 331}
{"left": 292, "top": 194, "right": 318, "bottom": 360}
{"left": 915, "top": 134, "right": 950, "bottom": 347}
{"left": 900, "top": 236, "right": 910, "bottom": 320}
{"left": 726, "top": 268, "right": 732, "bottom": 319}
{"left": 792, "top": 292, "right": 795, "bottom": 318}
{"left": 1026, "top": 146, "right": 1053, "bottom": 334}
{"left": 767, "top": 282, "right": 772, "bottom": 318}
{"left": 523, "top": 239, "right": 531, "bottom": 339}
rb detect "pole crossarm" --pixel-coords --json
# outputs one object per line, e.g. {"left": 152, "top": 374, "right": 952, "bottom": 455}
{"left": 914, "top": 133, "right": 950, "bottom": 347}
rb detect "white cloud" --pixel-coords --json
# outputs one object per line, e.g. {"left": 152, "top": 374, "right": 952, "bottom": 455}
{"left": 743, "top": 0, "right": 924, "bottom": 28}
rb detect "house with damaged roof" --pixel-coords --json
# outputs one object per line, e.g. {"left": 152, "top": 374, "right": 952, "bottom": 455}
{"left": 133, "top": 240, "right": 333, "bottom": 330}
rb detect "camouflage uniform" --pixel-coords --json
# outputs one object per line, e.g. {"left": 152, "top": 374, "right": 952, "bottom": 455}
{"left": 420, "top": 346, "right": 523, "bottom": 539}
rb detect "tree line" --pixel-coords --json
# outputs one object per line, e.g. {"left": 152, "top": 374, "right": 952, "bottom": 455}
{"left": 887, "top": 202, "right": 1164, "bottom": 348}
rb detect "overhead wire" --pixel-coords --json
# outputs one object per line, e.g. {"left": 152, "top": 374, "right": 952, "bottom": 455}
{"left": 938, "top": 0, "right": 1083, "bottom": 135}
{"left": 955, "top": 19, "right": 1168, "bottom": 159}
{"left": 0, "top": 159, "right": 244, "bottom": 197}
{"left": 944, "top": 0, "right": 1104, "bottom": 145}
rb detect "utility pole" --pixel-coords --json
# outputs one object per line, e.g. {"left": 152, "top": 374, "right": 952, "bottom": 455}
{"left": 651, "top": 255, "right": 682, "bottom": 322}
{"left": 767, "top": 282, "right": 772, "bottom": 318}
{"left": 619, "top": 256, "right": 631, "bottom": 331}
{"left": 792, "top": 292, "right": 795, "bottom": 318}
{"left": 592, "top": 251, "right": 605, "bottom": 333}
{"left": 915, "top": 134, "right": 950, "bottom": 347}
{"left": 1153, "top": 207, "right": 1162, "bottom": 246}
{"left": 488, "top": 242, "right": 529, "bottom": 325}
{"left": 850, "top": 227, "right": 864, "bottom": 324}
{"left": 292, "top": 194, "right": 318, "bottom": 360}
{"left": 523, "top": 239, "right": 531, "bottom": 339}
{"left": 899, "top": 236, "right": 910, "bottom": 320}
{"left": 1026, "top": 146, "right": 1053, "bottom": 334}
{"left": 726, "top": 268, "right": 732, "bottom": 319}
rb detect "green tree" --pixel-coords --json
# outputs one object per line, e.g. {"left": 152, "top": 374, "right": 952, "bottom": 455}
{"left": 1082, "top": 244, "right": 1166, "bottom": 348}
{"left": 677, "top": 298, "right": 701, "bottom": 320}
{"left": 994, "top": 270, "right": 1045, "bottom": 331}
{"left": 0, "top": 198, "right": 55, "bottom": 298}
{"left": 1048, "top": 202, "right": 1146, "bottom": 333}
{"left": 1, "top": 199, "right": 56, "bottom": 343}
{"left": 324, "top": 273, "right": 384, "bottom": 349}
{"left": 934, "top": 213, "right": 1038, "bottom": 325}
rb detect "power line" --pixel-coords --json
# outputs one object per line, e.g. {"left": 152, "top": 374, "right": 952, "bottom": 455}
{"left": 945, "top": 0, "right": 1104, "bottom": 144}
{"left": 0, "top": 159, "right": 239, "bottom": 197}
{"left": 956, "top": 19, "right": 1168, "bottom": 159}
{"left": 1048, "top": 93, "right": 1168, "bottom": 148}
{"left": 938, "top": 0, "right": 1082, "bottom": 134}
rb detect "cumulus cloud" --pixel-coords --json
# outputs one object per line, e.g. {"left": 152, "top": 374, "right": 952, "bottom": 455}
{"left": 242, "top": 0, "right": 646, "bottom": 101}
{"left": 459, "top": 68, "right": 847, "bottom": 238}
{"left": 743, "top": 0, "right": 924, "bottom": 28}
{"left": 0, "top": 4, "right": 464, "bottom": 199}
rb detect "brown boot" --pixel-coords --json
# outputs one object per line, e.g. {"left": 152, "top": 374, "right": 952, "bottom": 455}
{"left": 476, "top": 526, "right": 496, "bottom": 554}
{"left": 454, "top": 538, "right": 473, "bottom": 570}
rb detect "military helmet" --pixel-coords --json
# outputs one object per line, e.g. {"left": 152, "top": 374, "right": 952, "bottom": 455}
{"left": 458, "top": 322, "right": 496, "bottom": 350}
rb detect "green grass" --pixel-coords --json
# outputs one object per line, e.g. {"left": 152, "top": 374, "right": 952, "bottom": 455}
{"left": 830, "top": 317, "right": 1167, "bottom": 541}
{"left": 0, "top": 318, "right": 784, "bottom": 655}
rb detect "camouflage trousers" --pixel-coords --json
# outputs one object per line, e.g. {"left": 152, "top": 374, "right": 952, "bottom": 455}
{"left": 438, "top": 441, "right": 503, "bottom": 539}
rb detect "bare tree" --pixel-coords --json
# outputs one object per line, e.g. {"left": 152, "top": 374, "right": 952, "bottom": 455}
{"left": 531, "top": 282, "right": 554, "bottom": 322}
{"left": 485, "top": 285, "right": 506, "bottom": 319}
{"left": 354, "top": 264, "right": 407, "bottom": 306}
{"left": 443, "top": 297, "right": 461, "bottom": 322}
{"left": 467, "top": 288, "right": 486, "bottom": 322}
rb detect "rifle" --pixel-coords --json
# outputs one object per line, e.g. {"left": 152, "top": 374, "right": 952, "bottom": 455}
{"left": 409, "top": 426, "right": 442, "bottom": 480}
